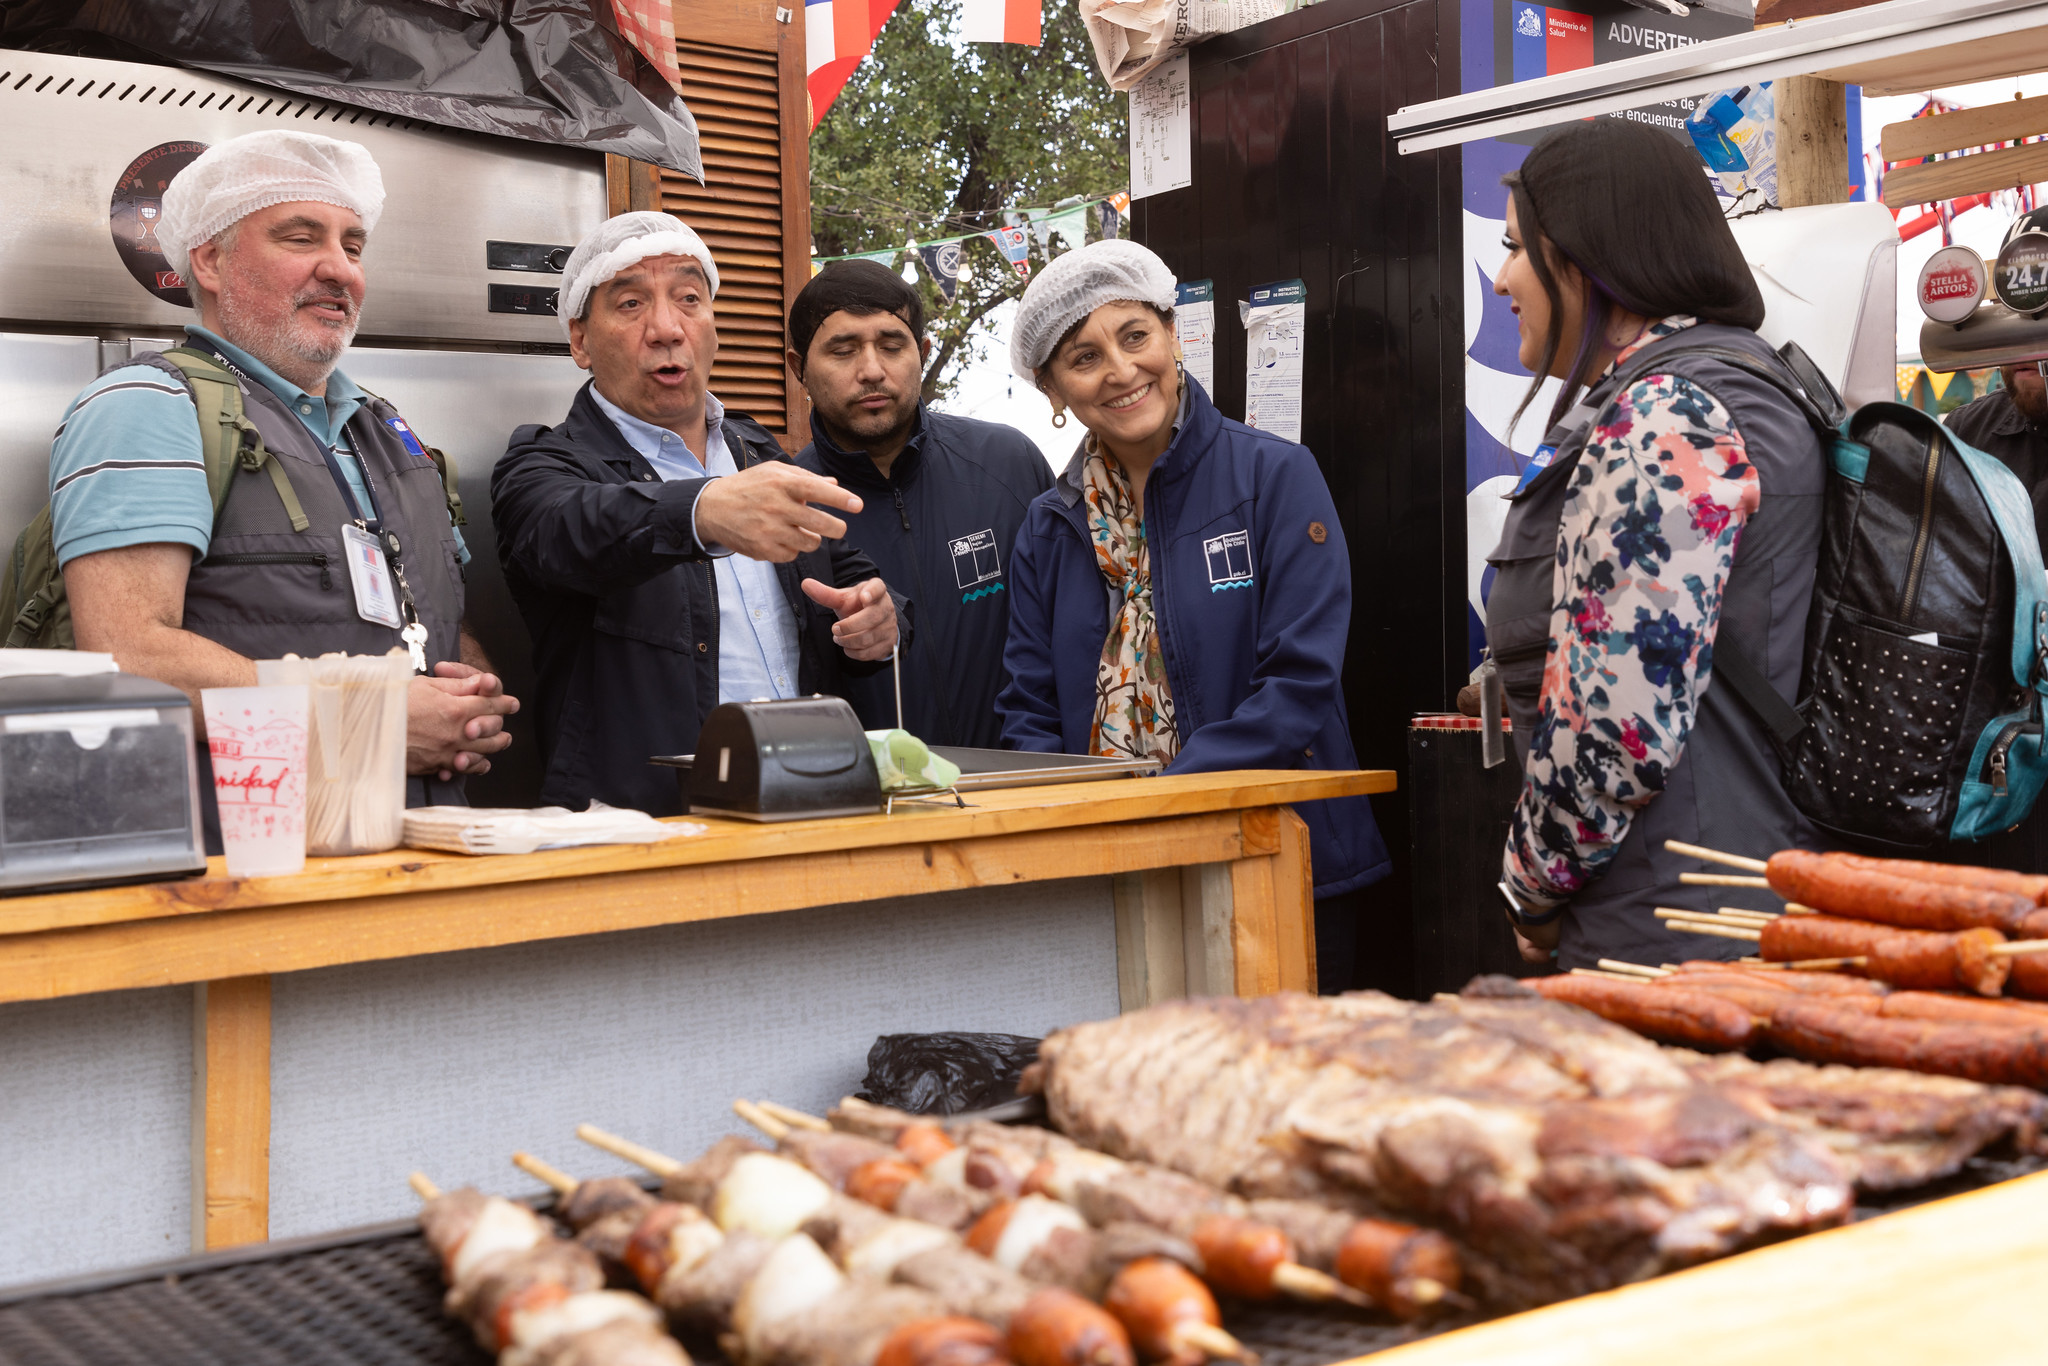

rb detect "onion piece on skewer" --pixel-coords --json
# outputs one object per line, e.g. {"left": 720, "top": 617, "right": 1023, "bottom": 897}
{"left": 715, "top": 1153, "right": 836, "bottom": 1238}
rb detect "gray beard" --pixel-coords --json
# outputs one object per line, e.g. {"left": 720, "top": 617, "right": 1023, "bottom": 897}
{"left": 216, "top": 285, "right": 357, "bottom": 388}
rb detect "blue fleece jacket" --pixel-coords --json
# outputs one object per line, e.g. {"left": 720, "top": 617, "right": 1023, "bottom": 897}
{"left": 997, "top": 379, "right": 1390, "bottom": 897}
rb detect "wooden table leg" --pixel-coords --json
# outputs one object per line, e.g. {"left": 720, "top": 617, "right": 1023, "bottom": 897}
{"left": 191, "top": 974, "right": 271, "bottom": 1250}
{"left": 1111, "top": 806, "right": 1314, "bottom": 1004}
{"left": 1228, "top": 807, "right": 1314, "bottom": 997}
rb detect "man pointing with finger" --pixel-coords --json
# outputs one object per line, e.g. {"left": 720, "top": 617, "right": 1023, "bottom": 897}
{"left": 492, "top": 212, "right": 905, "bottom": 814}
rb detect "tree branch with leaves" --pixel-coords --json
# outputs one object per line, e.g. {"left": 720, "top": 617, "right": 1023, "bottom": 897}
{"left": 810, "top": 0, "right": 1128, "bottom": 403}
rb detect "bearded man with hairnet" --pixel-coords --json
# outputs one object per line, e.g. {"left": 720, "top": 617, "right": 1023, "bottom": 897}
{"left": 490, "top": 212, "right": 904, "bottom": 814}
{"left": 51, "top": 129, "right": 517, "bottom": 827}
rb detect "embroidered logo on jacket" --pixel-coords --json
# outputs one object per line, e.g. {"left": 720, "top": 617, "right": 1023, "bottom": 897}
{"left": 385, "top": 416, "right": 433, "bottom": 464}
{"left": 952, "top": 529, "right": 1005, "bottom": 602}
{"left": 1204, "top": 530, "right": 1254, "bottom": 591}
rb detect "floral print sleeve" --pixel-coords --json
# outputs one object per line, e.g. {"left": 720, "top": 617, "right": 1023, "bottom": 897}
{"left": 1501, "top": 324, "right": 1760, "bottom": 908}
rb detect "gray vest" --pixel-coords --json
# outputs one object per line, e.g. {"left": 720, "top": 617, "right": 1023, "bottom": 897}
{"left": 1484, "top": 324, "right": 1825, "bottom": 968}
{"left": 134, "top": 348, "right": 464, "bottom": 670}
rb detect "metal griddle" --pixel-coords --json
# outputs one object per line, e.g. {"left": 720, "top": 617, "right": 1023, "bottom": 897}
{"left": 652, "top": 747, "right": 1161, "bottom": 793}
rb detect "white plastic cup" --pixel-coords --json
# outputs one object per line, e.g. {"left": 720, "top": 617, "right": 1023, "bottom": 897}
{"left": 201, "top": 684, "right": 310, "bottom": 877}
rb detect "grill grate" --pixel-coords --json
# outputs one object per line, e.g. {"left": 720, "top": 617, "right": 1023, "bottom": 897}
{"left": 0, "top": 1223, "right": 1451, "bottom": 1366}
{"left": 1, "top": 1153, "right": 2034, "bottom": 1366}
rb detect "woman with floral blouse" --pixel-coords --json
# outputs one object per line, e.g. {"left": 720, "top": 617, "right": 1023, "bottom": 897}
{"left": 1483, "top": 121, "right": 1828, "bottom": 969}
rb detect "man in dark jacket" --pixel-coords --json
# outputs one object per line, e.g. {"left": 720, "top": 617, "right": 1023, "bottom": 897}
{"left": 789, "top": 261, "right": 1052, "bottom": 745}
{"left": 492, "top": 212, "right": 903, "bottom": 814}
{"left": 1947, "top": 362, "right": 2048, "bottom": 557}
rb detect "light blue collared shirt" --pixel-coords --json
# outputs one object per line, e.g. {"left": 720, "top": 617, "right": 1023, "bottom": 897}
{"left": 588, "top": 385, "right": 799, "bottom": 705}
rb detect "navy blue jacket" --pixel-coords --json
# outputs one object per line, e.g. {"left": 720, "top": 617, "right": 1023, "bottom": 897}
{"left": 997, "top": 380, "right": 1390, "bottom": 897}
{"left": 798, "top": 406, "right": 1053, "bottom": 745}
{"left": 492, "top": 381, "right": 902, "bottom": 816}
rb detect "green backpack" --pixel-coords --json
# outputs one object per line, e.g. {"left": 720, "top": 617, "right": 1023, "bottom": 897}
{"left": 0, "top": 346, "right": 461, "bottom": 649}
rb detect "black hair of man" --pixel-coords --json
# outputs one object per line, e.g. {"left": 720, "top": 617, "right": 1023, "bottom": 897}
{"left": 1501, "top": 118, "right": 1765, "bottom": 433}
{"left": 788, "top": 259, "right": 926, "bottom": 364}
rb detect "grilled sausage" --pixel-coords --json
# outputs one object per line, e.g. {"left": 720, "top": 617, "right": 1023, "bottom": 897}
{"left": 1006, "top": 1289, "right": 1137, "bottom": 1366}
{"left": 877, "top": 1317, "right": 1010, "bottom": 1366}
{"left": 1823, "top": 853, "right": 2048, "bottom": 907}
{"left": 1758, "top": 916, "right": 2010, "bottom": 996}
{"left": 1332, "top": 1220, "right": 1463, "bottom": 1321}
{"left": 1526, "top": 975, "right": 1758, "bottom": 1049}
{"left": 1767, "top": 999, "right": 2048, "bottom": 1086}
{"left": 1765, "top": 849, "right": 2035, "bottom": 934}
{"left": 1103, "top": 1259, "right": 1228, "bottom": 1366}
{"left": 1879, "top": 992, "right": 2048, "bottom": 1027}
{"left": 1189, "top": 1217, "right": 1290, "bottom": 1299}
{"left": 1665, "top": 962, "right": 1891, "bottom": 995}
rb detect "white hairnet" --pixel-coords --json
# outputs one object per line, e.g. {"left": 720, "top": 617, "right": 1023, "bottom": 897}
{"left": 1010, "top": 240, "right": 1178, "bottom": 379}
{"left": 559, "top": 211, "right": 721, "bottom": 338}
{"left": 156, "top": 130, "right": 385, "bottom": 283}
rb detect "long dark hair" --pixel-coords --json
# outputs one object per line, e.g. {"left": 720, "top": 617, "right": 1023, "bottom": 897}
{"left": 1503, "top": 119, "right": 1765, "bottom": 435}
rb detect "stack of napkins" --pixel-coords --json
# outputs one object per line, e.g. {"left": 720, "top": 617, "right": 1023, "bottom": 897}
{"left": 403, "top": 802, "right": 706, "bottom": 855}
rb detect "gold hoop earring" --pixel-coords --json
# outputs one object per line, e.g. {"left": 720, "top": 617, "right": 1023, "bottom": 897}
{"left": 1051, "top": 408, "right": 1068, "bottom": 429}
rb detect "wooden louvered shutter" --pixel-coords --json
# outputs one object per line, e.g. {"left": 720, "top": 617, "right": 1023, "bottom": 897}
{"left": 607, "top": 10, "right": 811, "bottom": 450}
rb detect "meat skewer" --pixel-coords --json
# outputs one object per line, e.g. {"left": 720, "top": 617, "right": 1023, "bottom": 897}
{"left": 1763, "top": 849, "right": 2036, "bottom": 934}
{"left": 816, "top": 1098, "right": 1459, "bottom": 1320}
{"left": 1765, "top": 1000, "right": 2048, "bottom": 1087}
{"left": 1526, "top": 974, "right": 1759, "bottom": 1049}
{"left": 409, "top": 1172, "right": 690, "bottom": 1366}
{"left": 1669, "top": 916, "right": 2012, "bottom": 996}
{"left": 574, "top": 1128, "right": 1144, "bottom": 1366}
{"left": 726, "top": 1109, "right": 1266, "bottom": 1359}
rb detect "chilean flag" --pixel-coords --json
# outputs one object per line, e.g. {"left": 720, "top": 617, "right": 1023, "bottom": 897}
{"left": 806, "top": 0, "right": 903, "bottom": 129}
{"left": 961, "top": 0, "right": 1040, "bottom": 45}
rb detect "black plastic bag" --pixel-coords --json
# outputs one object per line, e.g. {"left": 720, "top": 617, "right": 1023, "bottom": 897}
{"left": 2, "top": 0, "right": 701, "bottom": 175}
{"left": 860, "top": 1032, "right": 1041, "bottom": 1116}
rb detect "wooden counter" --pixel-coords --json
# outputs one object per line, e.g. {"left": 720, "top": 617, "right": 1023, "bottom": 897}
{"left": 1357, "top": 1168, "right": 2048, "bottom": 1366}
{"left": 0, "top": 769, "right": 1389, "bottom": 1257}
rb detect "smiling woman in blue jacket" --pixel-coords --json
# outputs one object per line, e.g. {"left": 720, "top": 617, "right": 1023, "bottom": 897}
{"left": 997, "top": 241, "right": 1391, "bottom": 932}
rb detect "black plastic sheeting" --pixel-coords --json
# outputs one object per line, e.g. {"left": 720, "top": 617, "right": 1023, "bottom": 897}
{"left": 0, "top": 0, "right": 701, "bottom": 176}
{"left": 860, "top": 1031, "right": 1041, "bottom": 1115}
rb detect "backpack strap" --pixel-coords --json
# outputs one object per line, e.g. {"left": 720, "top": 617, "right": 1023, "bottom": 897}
{"left": 355, "top": 385, "right": 466, "bottom": 529}
{"left": 156, "top": 346, "right": 311, "bottom": 533}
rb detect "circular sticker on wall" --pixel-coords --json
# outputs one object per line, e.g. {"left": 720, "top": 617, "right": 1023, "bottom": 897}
{"left": 110, "top": 140, "right": 207, "bottom": 307}
{"left": 1994, "top": 229, "right": 2048, "bottom": 316}
{"left": 1917, "top": 245, "right": 1987, "bottom": 325}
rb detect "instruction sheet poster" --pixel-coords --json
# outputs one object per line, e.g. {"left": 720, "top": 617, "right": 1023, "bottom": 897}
{"left": 1242, "top": 278, "right": 1306, "bottom": 441}
{"left": 1175, "top": 279, "right": 1216, "bottom": 397}
{"left": 1129, "top": 52, "right": 1192, "bottom": 199}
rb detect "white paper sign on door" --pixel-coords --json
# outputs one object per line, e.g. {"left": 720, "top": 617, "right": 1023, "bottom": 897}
{"left": 1242, "top": 278, "right": 1306, "bottom": 441}
{"left": 1129, "top": 52, "right": 1192, "bottom": 200}
{"left": 1174, "top": 279, "right": 1215, "bottom": 398}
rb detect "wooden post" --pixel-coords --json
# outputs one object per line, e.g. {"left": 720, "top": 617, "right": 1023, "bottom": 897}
{"left": 1112, "top": 868, "right": 1188, "bottom": 1009}
{"left": 191, "top": 975, "right": 272, "bottom": 1250}
{"left": 1776, "top": 76, "right": 1851, "bottom": 208}
{"left": 603, "top": 155, "right": 664, "bottom": 217}
{"left": 1183, "top": 863, "right": 1237, "bottom": 996}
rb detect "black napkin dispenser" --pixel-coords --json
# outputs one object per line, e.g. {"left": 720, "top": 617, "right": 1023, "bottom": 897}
{"left": 684, "top": 697, "right": 883, "bottom": 821}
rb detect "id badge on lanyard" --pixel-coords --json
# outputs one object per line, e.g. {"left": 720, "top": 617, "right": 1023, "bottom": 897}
{"left": 1511, "top": 444, "right": 1560, "bottom": 496}
{"left": 341, "top": 523, "right": 403, "bottom": 628}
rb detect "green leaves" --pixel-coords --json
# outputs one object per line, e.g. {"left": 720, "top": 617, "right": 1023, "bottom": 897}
{"left": 810, "top": 0, "right": 1128, "bottom": 400}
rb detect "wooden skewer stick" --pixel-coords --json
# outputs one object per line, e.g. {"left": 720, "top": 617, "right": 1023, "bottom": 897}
{"left": 733, "top": 1098, "right": 792, "bottom": 1141}
{"left": 1664, "top": 839, "right": 1769, "bottom": 874}
{"left": 1666, "top": 920, "right": 1764, "bottom": 942}
{"left": 1655, "top": 907, "right": 1774, "bottom": 927}
{"left": 1784, "top": 956, "right": 1868, "bottom": 970}
{"left": 513, "top": 1151, "right": 579, "bottom": 1196}
{"left": 1176, "top": 1320, "right": 1257, "bottom": 1362}
{"left": 409, "top": 1171, "right": 441, "bottom": 1201}
{"left": 577, "top": 1123, "right": 683, "bottom": 1177}
{"left": 1270, "top": 1261, "right": 1373, "bottom": 1308}
{"left": 1680, "top": 872, "right": 1772, "bottom": 888}
{"left": 1988, "top": 938, "right": 2048, "bottom": 958}
{"left": 755, "top": 1100, "right": 832, "bottom": 1133}
{"left": 1596, "top": 959, "right": 1669, "bottom": 978}
{"left": 1571, "top": 967, "right": 1651, "bottom": 981}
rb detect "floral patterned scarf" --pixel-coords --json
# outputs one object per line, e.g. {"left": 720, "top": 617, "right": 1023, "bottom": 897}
{"left": 1083, "top": 445, "right": 1179, "bottom": 763}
